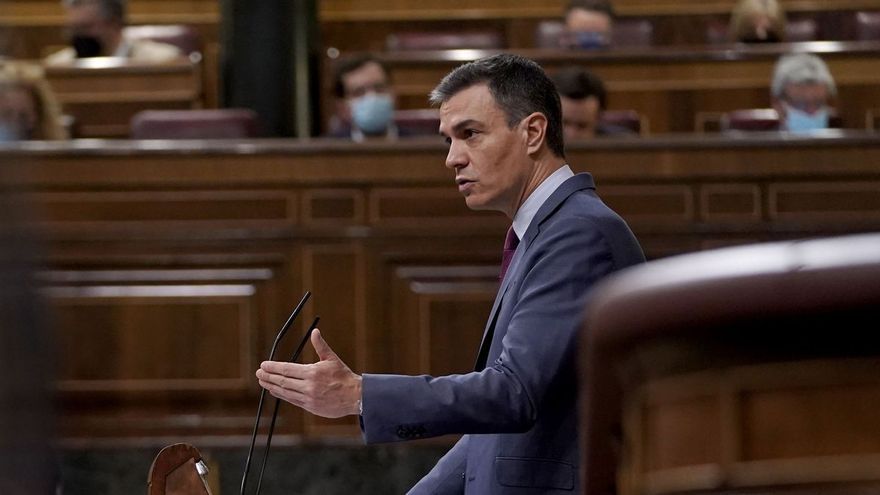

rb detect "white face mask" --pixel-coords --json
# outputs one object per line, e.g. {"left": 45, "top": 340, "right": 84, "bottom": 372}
{"left": 783, "top": 103, "right": 830, "bottom": 133}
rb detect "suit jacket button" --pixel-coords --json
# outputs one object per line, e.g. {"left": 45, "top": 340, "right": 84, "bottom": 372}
{"left": 396, "top": 426, "right": 408, "bottom": 438}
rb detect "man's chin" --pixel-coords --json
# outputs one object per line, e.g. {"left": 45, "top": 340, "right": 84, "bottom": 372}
{"left": 463, "top": 196, "right": 490, "bottom": 212}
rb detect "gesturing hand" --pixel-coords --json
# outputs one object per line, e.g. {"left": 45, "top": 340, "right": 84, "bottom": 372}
{"left": 256, "top": 329, "right": 362, "bottom": 418}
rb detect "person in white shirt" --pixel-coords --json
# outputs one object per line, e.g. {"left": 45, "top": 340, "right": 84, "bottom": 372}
{"left": 45, "top": 0, "right": 181, "bottom": 65}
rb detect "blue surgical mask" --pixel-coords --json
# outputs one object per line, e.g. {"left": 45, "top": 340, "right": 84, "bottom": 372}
{"left": 350, "top": 93, "right": 394, "bottom": 135}
{"left": 0, "top": 123, "right": 16, "bottom": 142}
{"left": 784, "top": 105, "right": 829, "bottom": 133}
{"left": 0, "top": 121, "right": 29, "bottom": 141}
{"left": 570, "top": 31, "right": 609, "bottom": 50}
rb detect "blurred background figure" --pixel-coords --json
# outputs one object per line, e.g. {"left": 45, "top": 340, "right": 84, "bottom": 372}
{"left": 561, "top": 0, "right": 615, "bottom": 49}
{"left": 552, "top": 65, "right": 634, "bottom": 139}
{"left": 729, "top": 0, "right": 787, "bottom": 43}
{"left": 45, "top": 0, "right": 181, "bottom": 65}
{"left": 0, "top": 62, "right": 68, "bottom": 140}
{"left": 329, "top": 53, "right": 405, "bottom": 141}
{"left": 771, "top": 53, "right": 836, "bottom": 132}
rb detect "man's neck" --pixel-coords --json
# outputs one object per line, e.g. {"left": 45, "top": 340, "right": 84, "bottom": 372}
{"left": 507, "top": 156, "right": 567, "bottom": 218}
{"left": 510, "top": 163, "right": 575, "bottom": 238}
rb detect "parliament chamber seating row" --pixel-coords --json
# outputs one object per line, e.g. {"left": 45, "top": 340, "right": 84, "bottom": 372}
{"left": 361, "top": 41, "right": 880, "bottom": 134}
{"left": 3, "top": 133, "right": 880, "bottom": 445}
{"left": 37, "top": 39, "right": 880, "bottom": 139}
{"left": 4, "top": 1, "right": 880, "bottom": 138}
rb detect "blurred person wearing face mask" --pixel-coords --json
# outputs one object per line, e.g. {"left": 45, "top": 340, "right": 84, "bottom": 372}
{"left": 771, "top": 53, "right": 836, "bottom": 133}
{"left": 329, "top": 54, "right": 408, "bottom": 141}
{"left": 0, "top": 62, "right": 68, "bottom": 141}
{"left": 729, "top": 0, "right": 787, "bottom": 43}
{"left": 561, "top": 0, "right": 615, "bottom": 50}
{"left": 45, "top": 0, "right": 181, "bottom": 65}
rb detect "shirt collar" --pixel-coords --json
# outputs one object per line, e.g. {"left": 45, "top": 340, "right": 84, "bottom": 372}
{"left": 511, "top": 164, "right": 574, "bottom": 239}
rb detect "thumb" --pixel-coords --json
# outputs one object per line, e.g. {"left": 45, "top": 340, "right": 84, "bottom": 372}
{"left": 311, "top": 329, "right": 338, "bottom": 362}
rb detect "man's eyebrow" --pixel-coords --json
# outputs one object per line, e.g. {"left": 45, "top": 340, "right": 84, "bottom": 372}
{"left": 439, "top": 118, "right": 482, "bottom": 138}
{"left": 452, "top": 119, "right": 479, "bottom": 136}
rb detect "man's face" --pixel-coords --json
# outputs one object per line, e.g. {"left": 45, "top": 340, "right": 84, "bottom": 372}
{"left": 340, "top": 61, "right": 392, "bottom": 119}
{"left": 776, "top": 82, "right": 831, "bottom": 117}
{"left": 342, "top": 62, "right": 390, "bottom": 100}
{"left": 560, "top": 95, "right": 600, "bottom": 140}
{"left": 440, "top": 84, "right": 533, "bottom": 218}
{"left": 65, "top": 2, "right": 119, "bottom": 54}
{"left": 563, "top": 8, "right": 612, "bottom": 48}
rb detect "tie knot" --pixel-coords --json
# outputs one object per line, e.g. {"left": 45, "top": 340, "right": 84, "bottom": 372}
{"left": 504, "top": 227, "right": 520, "bottom": 251}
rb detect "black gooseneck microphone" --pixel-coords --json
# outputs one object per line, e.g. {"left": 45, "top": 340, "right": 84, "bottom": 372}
{"left": 253, "top": 315, "right": 320, "bottom": 495}
{"left": 240, "top": 291, "right": 311, "bottom": 495}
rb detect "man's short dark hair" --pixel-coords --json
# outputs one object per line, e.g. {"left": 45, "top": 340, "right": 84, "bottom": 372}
{"left": 565, "top": 0, "right": 616, "bottom": 18}
{"left": 429, "top": 53, "right": 565, "bottom": 158}
{"left": 332, "top": 54, "right": 390, "bottom": 99}
{"left": 551, "top": 66, "right": 608, "bottom": 110}
{"left": 63, "top": 0, "right": 126, "bottom": 23}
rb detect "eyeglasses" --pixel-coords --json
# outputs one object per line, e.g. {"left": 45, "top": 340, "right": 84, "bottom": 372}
{"left": 240, "top": 291, "right": 320, "bottom": 495}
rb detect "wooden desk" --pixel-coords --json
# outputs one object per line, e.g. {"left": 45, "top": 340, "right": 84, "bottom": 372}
{"left": 356, "top": 41, "right": 880, "bottom": 134}
{"left": 582, "top": 234, "right": 880, "bottom": 495}
{"left": 2, "top": 133, "right": 880, "bottom": 443}
{"left": 44, "top": 58, "right": 203, "bottom": 138}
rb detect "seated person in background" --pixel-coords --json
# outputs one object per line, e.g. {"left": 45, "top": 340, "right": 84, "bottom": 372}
{"left": 561, "top": 0, "right": 615, "bottom": 49}
{"left": 551, "top": 65, "right": 634, "bottom": 139}
{"left": 45, "top": 0, "right": 182, "bottom": 65}
{"left": 0, "top": 62, "right": 67, "bottom": 140}
{"left": 771, "top": 53, "right": 836, "bottom": 133}
{"left": 328, "top": 54, "right": 407, "bottom": 141}
{"left": 729, "top": 0, "right": 787, "bottom": 43}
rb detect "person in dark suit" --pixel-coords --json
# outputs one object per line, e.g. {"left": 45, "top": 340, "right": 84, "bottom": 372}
{"left": 256, "top": 53, "right": 645, "bottom": 493}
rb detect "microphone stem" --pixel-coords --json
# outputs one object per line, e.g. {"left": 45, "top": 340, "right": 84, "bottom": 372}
{"left": 254, "top": 398, "right": 283, "bottom": 495}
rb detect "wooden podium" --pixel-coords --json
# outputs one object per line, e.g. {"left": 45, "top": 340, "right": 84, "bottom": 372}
{"left": 148, "top": 444, "right": 212, "bottom": 495}
{"left": 581, "top": 233, "right": 880, "bottom": 495}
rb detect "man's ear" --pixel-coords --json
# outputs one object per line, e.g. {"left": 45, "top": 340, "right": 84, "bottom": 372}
{"left": 522, "top": 112, "right": 548, "bottom": 155}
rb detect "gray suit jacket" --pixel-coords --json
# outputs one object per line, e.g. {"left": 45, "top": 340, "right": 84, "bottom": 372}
{"left": 361, "top": 173, "right": 645, "bottom": 494}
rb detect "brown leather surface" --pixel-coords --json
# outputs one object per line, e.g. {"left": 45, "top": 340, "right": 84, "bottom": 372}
{"left": 148, "top": 444, "right": 211, "bottom": 495}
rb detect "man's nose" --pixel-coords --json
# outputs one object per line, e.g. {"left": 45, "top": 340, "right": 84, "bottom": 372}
{"left": 444, "top": 140, "right": 466, "bottom": 170}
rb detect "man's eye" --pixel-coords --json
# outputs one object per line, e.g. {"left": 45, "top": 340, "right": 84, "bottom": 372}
{"left": 463, "top": 129, "right": 477, "bottom": 139}
{"left": 444, "top": 136, "right": 452, "bottom": 145}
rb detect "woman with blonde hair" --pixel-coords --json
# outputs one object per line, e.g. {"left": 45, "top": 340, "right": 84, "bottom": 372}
{"left": 0, "top": 61, "right": 68, "bottom": 140}
{"left": 729, "top": 0, "right": 787, "bottom": 42}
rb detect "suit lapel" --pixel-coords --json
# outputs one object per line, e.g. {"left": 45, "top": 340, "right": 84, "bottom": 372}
{"left": 473, "top": 173, "right": 597, "bottom": 370}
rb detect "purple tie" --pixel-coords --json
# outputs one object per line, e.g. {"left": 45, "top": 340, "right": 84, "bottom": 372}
{"left": 499, "top": 226, "right": 520, "bottom": 281}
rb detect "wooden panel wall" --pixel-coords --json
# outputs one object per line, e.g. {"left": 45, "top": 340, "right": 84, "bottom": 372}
{"left": 624, "top": 359, "right": 880, "bottom": 494}
{"left": 4, "top": 134, "right": 880, "bottom": 443}
{"left": 44, "top": 60, "right": 203, "bottom": 138}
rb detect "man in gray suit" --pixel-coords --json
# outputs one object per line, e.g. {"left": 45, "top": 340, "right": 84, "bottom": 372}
{"left": 256, "top": 53, "right": 644, "bottom": 493}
